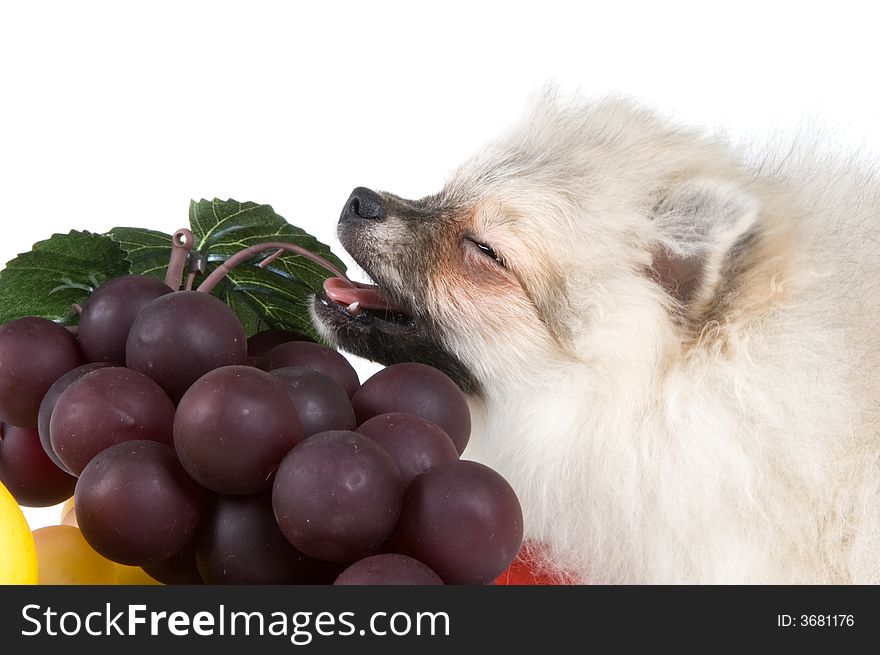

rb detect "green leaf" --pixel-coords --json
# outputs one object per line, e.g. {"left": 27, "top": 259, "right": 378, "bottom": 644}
{"left": 188, "top": 198, "right": 346, "bottom": 339}
{"left": 0, "top": 200, "right": 347, "bottom": 343}
{"left": 215, "top": 266, "right": 318, "bottom": 337}
{"left": 0, "top": 231, "right": 130, "bottom": 325}
{"left": 106, "top": 227, "right": 173, "bottom": 281}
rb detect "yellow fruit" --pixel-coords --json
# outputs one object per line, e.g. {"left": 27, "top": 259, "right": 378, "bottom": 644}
{"left": 60, "top": 497, "right": 77, "bottom": 527}
{"left": 32, "top": 525, "right": 117, "bottom": 585}
{"left": 115, "top": 564, "right": 162, "bottom": 585}
{"left": 0, "top": 482, "right": 38, "bottom": 584}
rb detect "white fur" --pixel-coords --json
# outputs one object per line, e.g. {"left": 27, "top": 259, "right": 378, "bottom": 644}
{"left": 444, "top": 93, "right": 880, "bottom": 583}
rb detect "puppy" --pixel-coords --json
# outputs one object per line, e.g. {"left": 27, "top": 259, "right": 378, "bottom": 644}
{"left": 313, "top": 93, "right": 880, "bottom": 584}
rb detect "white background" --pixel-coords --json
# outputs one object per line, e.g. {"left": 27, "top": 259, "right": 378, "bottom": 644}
{"left": 2, "top": 1, "right": 879, "bottom": 529}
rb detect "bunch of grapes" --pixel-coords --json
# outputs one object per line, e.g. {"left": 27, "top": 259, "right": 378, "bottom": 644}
{"left": 0, "top": 274, "right": 523, "bottom": 585}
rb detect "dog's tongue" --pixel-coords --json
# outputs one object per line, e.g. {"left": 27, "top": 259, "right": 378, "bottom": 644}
{"left": 323, "top": 277, "right": 401, "bottom": 312}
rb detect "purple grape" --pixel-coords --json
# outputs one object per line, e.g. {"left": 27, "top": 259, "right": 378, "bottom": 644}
{"left": 77, "top": 275, "right": 173, "bottom": 365}
{"left": 247, "top": 329, "right": 314, "bottom": 357}
{"left": 357, "top": 413, "right": 459, "bottom": 485}
{"left": 0, "top": 317, "right": 83, "bottom": 427}
{"left": 37, "top": 362, "right": 112, "bottom": 473}
{"left": 334, "top": 554, "right": 444, "bottom": 585}
{"left": 272, "top": 430, "right": 403, "bottom": 562}
{"left": 126, "top": 291, "right": 247, "bottom": 402}
{"left": 75, "top": 440, "right": 208, "bottom": 566}
{"left": 49, "top": 367, "right": 175, "bottom": 475}
{"left": 270, "top": 367, "right": 356, "bottom": 437}
{"left": 141, "top": 545, "right": 204, "bottom": 585}
{"left": 261, "top": 341, "right": 360, "bottom": 397}
{"left": 352, "top": 363, "right": 471, "bottom": 454}
{"left": 174, "top": 366, "right": 303, "bottom": 494}
{"left": 195, "top": 493, "right": 323, "bottom": 584}
{"left": 388, "top": 460, "right": 523, "bottom": 585}
{"left": 0, "top": 423, "right": 76, "bottom": 507}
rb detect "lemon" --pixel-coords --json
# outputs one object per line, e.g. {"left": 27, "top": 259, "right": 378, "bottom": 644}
{"left": 0, "top": 482, "right": 39, "bottom": 584}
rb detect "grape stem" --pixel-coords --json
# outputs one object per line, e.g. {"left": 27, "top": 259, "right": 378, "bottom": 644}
{"left": 196, "top": 242, "right": 350, "bottom": 294}
{"left": 165, "top": 229, "right": 195, "bottom": 290}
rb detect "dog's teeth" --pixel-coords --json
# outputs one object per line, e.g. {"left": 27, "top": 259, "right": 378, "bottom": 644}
{"left": 346, "top": 301, "right": 363, "bottom": 316}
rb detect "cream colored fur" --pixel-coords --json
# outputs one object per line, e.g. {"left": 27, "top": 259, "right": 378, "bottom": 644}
{"left": 437, "top": 93, "right": 880, "bottom": 583}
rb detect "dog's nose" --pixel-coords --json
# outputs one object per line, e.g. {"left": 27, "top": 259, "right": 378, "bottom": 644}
{"left": 341, "top": 187, "right": 386, "bottom": 223}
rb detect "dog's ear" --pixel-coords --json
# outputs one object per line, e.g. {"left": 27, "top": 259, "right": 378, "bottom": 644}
{"left": 651, "top": 178, "right": 761, "bottom": 309}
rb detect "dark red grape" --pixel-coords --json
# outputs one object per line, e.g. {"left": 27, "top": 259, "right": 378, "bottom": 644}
{"left": 126, "top": 291, "right": 247, "bottom": 402}
{"left": 75, "top": 440, "right": 208, "bottom": 565}
{"left": 272, "top": 430, "right": 403, "bottom": 562}
{"left": 77, "top": 275, "right": 173, "bottom": 366}
{"left": 352, "top": 363, "right": 471, "bottom": 454}
{"left": 261, "top": 341, "right": 359, "bottom": 397}
{"left": 174, "top": 366, "right": 302, "bottom": 494}
{"left": 270, "top": 367, "right": 356, "bottom": 437}
{"left": 388, "top": 460, "right": 522, "bottom": 585}
{"left": 357, "top": 413, "right": 459, "bottom": 485}
{"left": 0, "top": 423, "right": 76, "bottom": 507}
{"left": 50, "top": 367, "right": 175, "bottom": 475}
{"left": 195, "top": 493, "right": 323, "bottom": 584}
{"left": 334, "top": 554, "right": 444, "bottom": 585}
{"left": 247, "top": 329, "right": 314, "bottom": 357}
{"left": 0, "top": 317, "right": 83, "bottom": 427}
{"left": 141, "top": 545, "right": 203, "bottom": 585}
{"left": 37, "top": 362, "right": 112, "bottom": 473}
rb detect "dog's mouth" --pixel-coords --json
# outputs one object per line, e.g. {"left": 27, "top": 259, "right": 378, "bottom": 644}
{"left": 308, "top": 188, "right": 480, "bottom": 394}
{"left": 317, "top": 276, "right": 414, "bottom": 326}
{"left": 310, "top": 254, "right": 425, "bottom": 340}
{"left": 310, "top": 245, "right": 478, "bottom": 394}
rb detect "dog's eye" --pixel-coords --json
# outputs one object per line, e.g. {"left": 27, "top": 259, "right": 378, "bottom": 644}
{"left": 467, "top": 237, "right": 505, "bottom": 267}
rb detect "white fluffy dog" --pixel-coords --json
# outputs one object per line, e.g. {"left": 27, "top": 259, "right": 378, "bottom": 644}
{"left": 313, "top": 92, "right": 880, "bottom": 584}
